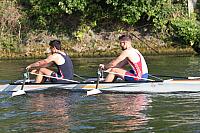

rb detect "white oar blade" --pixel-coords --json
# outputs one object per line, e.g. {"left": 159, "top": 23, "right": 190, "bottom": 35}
{"left": 87, "top": 89, "right": 102, "bottom": 96}
{"left": 12, "top": 90, "right": 26, "bottom": 97}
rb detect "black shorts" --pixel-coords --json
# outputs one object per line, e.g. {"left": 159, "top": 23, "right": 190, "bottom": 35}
{"left": 49, "top": 72, "right": 59, "bottom": 82}
{"left": 48, "top": 72, "right": 70, "bottom": 83}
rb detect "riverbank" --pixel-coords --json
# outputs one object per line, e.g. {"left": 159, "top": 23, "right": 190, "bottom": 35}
{"left": 0, "top": 31, "right": 197, "bottom": 60}
{"left": 0, "top": 45, "right": 196, "bottom": 60}
{"left": 1, "top": 0, "right": 200, "bottom": 60}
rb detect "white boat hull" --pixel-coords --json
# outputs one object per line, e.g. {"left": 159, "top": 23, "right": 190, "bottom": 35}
{"left": 1, "top": 79, "right": 200, "bottom": 93}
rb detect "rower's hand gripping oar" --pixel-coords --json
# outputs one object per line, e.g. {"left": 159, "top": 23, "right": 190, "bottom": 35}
{"left": 12, "top": 68, "right": 29, "bottom": 97}
{"left": 87, "top": 69, "right": 102, "bottom": 96}
{"left": 95, "top": 69, "right": 101, "bottom": 89}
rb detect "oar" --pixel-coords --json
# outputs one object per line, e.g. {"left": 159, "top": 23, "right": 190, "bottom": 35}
{"left": 149, "top": 74, "right": 200, "bottom": 80}
{"left": 86, "top": 70, "right": 154, "bottom": 96}
{"left": 95, "top": 69, "right": 101, "bottom": 89}
{"left": 105, "top": 71, "right": 155, "bottom": 81}
{"left": 87, "top": 69, "right": 102, "bottom": 96}
{"left": 12, "top": 69, "right": 29, "bottom": 97}
{"left": 130, "top": 32, "right": 159, "bottom": 54}
{"left": 30, "top": 72, "right": 80, "bottom": 83}
{"left": 73, "top": 73, "right": 86, "bottom": 81}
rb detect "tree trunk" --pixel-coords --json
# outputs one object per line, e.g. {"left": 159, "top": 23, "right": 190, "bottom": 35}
{"left": 188, "top": 0, "right": 197, "bottom": 17}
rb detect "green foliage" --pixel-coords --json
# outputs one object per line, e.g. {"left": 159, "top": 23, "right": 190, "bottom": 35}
{"left": 16, "top": 0, "right": 190, "bottom": 34}
{"left": 58, "top": 0, "right": 87, "bottom": 14}
{"left": 0, "top": 0, "right": 22, "bottom": 52}
{"left": 171, "top": 17, "right": 200, "bottom": 45}
{"left": 152, "top": 2, "right": 178, "bottom": 32}
{"left": 0, "top": 35, "right": 19, "bottom": 52}
{"left": 73, "top": 21, "right": 97, "bottom": 41}
{"left": 0, "top": 0, "right": 197, "bottom": 54}
{"left": 105, "top": 0, "right": 142, "bottom": 24}
{"left": 18, "top": 0, "right": 63, "bottom": 29}
{"left": 0, "top": 0, "right": 21, "bottom": 34}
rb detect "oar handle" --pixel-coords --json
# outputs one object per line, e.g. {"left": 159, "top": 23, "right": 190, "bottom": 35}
{"left": 95, "top": 69, "right": 101, "bottom": 89}
{"left": 97, "top": 69, "right": 102, "bottom": 77}
{"left": 20, "top": 68, "right": 29, "bottom": 91}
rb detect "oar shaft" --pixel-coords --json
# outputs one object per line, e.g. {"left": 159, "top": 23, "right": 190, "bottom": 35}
{"left": 30, "top": 72, "right": 80, "bottom": 83}
{"left": 131, "top": 33, "right": 159, "bottom": 54}
{"left": 73, "top": 73, "right": 86, "bottom": 80}
{"left": 149, "top": 74, "right": 200, "bottom": 80}
{"left": 104, "top": 71, "right": 154, "bottom": 81}
{"left": 150, "top": 74, "right": 186, "bottom": 79}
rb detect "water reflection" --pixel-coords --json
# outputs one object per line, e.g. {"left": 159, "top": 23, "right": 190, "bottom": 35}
{"left": 184, "top": 56, "right": 200, "bottom": 76}
{"left": 105, "top": 94, "right": 151, "bottom": 131}
{"left": 25, "top": 91, "right": 152, "bottom": 132}
{"left": 1, "top": 56, "right": 200, "bottom": 82}
{"left": 147, "top": 55, "right": 200, "bottom": 78}
{"left": 24, "top": 90, "right": 76, "bottom": 132}
{"left": 1, "top": 56, "right": 200, "bottom": 132}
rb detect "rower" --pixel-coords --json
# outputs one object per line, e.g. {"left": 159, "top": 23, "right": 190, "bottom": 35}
{"left": 99, "top": 35, "right": 148, "bottom": 82}
{"left": 26, "top": 40, "right": 74, "bottom": 83}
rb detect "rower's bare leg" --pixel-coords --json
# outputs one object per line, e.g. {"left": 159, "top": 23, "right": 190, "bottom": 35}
{"left": 105, "top": 68, "right": 127, "bottom": 82}
{"left": 105, "top": 73, "right": 115, "bottom": 82}
{"left": 31, "top": 68, "right": 53, "bottom": 83}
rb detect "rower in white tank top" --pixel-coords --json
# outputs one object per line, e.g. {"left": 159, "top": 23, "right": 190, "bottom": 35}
{"left": 124, "top": 48, "right": 148, "bottom": 81}
{"left": 99, "top": 35, "right": 148, "bottom": 82}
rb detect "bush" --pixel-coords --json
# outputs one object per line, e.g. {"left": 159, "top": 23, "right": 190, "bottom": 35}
{"left": 0, "top": 0, "right": 22, "bottom": 51}
{"left": 171, "top": 17, "right": 200, "bottom": 46}
{"left": 0, "top": 35, "right": 19, "bottom": 52}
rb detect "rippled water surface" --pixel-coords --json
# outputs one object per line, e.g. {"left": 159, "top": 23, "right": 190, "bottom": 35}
{"left": 0, "top": 56, "right": 200, "bottom": 132}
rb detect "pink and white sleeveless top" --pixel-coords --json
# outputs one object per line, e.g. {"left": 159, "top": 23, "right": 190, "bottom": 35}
{"left": 126, "top": 48, "right": 148, "bottom": 78}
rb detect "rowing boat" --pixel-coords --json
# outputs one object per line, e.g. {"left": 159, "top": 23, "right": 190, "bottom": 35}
{"left": 1, "top": 78, "right": 200, "bottom": 94}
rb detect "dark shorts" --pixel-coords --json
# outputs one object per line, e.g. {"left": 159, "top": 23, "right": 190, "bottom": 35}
{"left": 124, "top": 70, "right": 148, "bottom": 81}
{"left": 48, "top": 72, "right": 71, "bottom": 83}
{"left": 43, "top": 72, "right": 61, "bottom": 83}
{"left": 49, "top": 72, "right": 60, "bottom": 82}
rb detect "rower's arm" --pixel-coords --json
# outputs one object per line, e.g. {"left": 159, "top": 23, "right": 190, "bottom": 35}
{"left": 104, "top": 51, "right": 128, "bottom": 69}
{"left": 27, "top": 55, "right": 56, "bottom": 68}
{"left": 116, "top": 59, "right": 128, "bottom": 68}
{"left": 39, "top": 61, "right": 54, "bottom": 68}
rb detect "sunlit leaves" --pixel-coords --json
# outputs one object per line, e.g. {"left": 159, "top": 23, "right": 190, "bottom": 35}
{"left": 15, "top": 0, "right": 199, "bottom": 46}
{"left": 58, "top": 0, "right": 87, "bottom": 14}
{"left": 171, "top": 18, "right": 200, "bottom": 45}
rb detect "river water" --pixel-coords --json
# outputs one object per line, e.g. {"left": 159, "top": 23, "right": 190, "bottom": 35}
{"left": 0, "top": 56, "right": 200, "bottom": 132}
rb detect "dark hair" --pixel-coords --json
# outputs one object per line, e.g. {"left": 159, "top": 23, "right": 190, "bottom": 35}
{"left": 118, "top": 35, "right": 132, "bottom": 41}
{"left": 49, "top": 40, "right": 61, "bottom": 50}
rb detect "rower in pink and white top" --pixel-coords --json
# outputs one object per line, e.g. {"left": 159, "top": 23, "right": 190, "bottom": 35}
{"left": 99, "top": 35, "right": 148, "bottom": 82}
